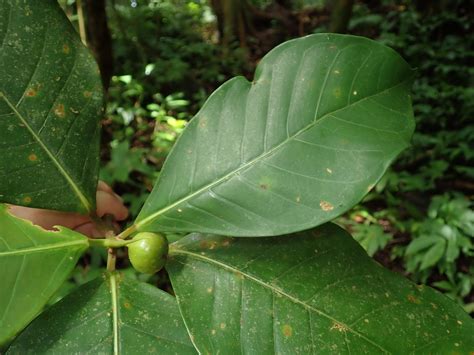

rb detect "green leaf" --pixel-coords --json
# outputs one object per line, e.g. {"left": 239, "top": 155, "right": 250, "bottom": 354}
{"left": 0, "top": 204, "right": 88, "bottom": 346}
{"left": 167, "top": 224, "right": 474, "bottom": 354}
{"left": 420, "top": 239, "right": 446, "bottom": 270}
{"left": 0, "top": 1, "right": 103, "bottom": 213}
{"left": 7, "top": 274, "right": 197, "bottom": 354}
{"left": 136, "top": 33, "right": 415, "bottom": 236}
{"left": 405, "top": 236, "right": 438, "bottom": 255}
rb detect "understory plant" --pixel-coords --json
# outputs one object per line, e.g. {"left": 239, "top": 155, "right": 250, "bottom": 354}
{"left": 0, "top": 2, "right": 473, "bottom": 353}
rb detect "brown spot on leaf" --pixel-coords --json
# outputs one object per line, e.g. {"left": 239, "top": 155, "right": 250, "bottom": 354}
{"left": 260, "top": 184, "right": 268, "bottom": 190}
{"left": 83, "top": 91, "right": 92, "bottom": 98}
{"left": 221, "top": 238, "right": 232, "bottom": 247}
{"left": 28, "top": 154, "right": 37, "bottom": 161}
{"left": 62, "top": 44, "right": 70, "bottom": 54}
{"left": 407, "top": 294, "right": 421, "bottom": 304}
{"left": 26, "top": 88, "right": 37, "bottom": 97}
{"left": 54, "top": 104, "right": 65, "bottom": 118}
{"left": 320, "top": 200, "right": 334, "bottom": 211}
{"left": 282, "top": 324, "right": 293, "bottom": 337}
{"left": 23, "top": 196, "right": 32, "bottom": 204}
{"left": 124, "top": 301, "right": 131, "bottom": 309}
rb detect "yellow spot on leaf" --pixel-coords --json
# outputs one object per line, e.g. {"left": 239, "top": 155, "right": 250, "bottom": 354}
{"left": 54, "top": 104, "right": 65, "bottom": 118}
{"left": 353, "top": 90, "right": 358, "bottom": 95}
{"left": 320, "top": 200, "right": 334, "bottom": 211}
{"left": 220, "top": 323, "right": 226, "bottom": 330}
{"left": 457, "top": 320, "right": 463, "bottom": 325}
{"left": 333, "top": 69, "right": 340, "bottom": 74}
{"left": 326, "top": 168, "right": 333, "bottom": 174}
{"left": 28, "top": 154, "right": 37, "bottom": 161}
{"left": 333, "top": 88, "right": 341, "bottom": 98}
{"left": 330, "top": 322, "right": 347, "bottom": 332}
{"left": 282, "top": 324, "right": 293, "bottom": 337}
{"left": 83, "top": 91, "right": 92, "bottom": 98}
{"left": 23, "top": 196, "right": 32, "bottom": 204}
{"left": 211, "top": 329, "right": 216, "bottom": 335}
{"left": 296, "top": 196, "right": 301, "bottom": 203}
{"left": 206, "top": 287, "right": 213, "bottom": 293}
{"left": 63, "top": 44, "right": 70, "bottom": 54}
{"left": 124, "top": 302, "right": 131, "bottom": 309}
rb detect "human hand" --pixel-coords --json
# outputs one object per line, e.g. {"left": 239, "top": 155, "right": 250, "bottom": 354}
{"left": 8, "top": 181, "right": 128, "bottom": 237}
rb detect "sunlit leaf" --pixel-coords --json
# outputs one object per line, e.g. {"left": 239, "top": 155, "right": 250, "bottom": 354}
{"left": 136, "top": 33, "right": 415, "bottom": 236}
{"left": 0, "top": 204, "right": 88, "bottom": 346}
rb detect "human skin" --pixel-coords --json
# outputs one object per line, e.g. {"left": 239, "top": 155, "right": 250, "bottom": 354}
{"left": 8, "top": 181, "right": 128, "bottom": 237}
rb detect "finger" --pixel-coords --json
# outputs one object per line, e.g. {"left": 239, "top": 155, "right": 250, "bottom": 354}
{"left": 98, "top": 180, "right": 123, "bottom": 202}
{"left": 96, "top": 190, "right": 129, "bottom": 221}
{"left": 97, "top": 180, "right": 114, "bottom": 194}
{"left": 74, "top": 222, "right": 103, "bottom": 238}
{"left": 7, "top": 205, "right": 90, "bottom": 231}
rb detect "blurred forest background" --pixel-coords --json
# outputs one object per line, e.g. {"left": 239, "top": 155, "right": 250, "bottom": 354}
{"left": 58, "top": 0, "right": 473, "bottom": 314}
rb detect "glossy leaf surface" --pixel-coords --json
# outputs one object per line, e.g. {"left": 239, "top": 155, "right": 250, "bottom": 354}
{"left": 167, "top": 224, "right": 474, "bottom": 354}
{"left": 0, "top": 204, "right": 88, "bottom": 346}
{"left": 136, "top": 33, "right": 415, "bottom": 236}
{"left": 0, "top": 0, "right": 103, "bottom": 213}
{"left": 7, "top": 274, "right": 196, "bottom": 354}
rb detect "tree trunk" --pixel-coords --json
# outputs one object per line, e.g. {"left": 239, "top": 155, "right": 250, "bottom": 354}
{"left": 210, "top": 0, "right": 252, "bottom": 50}
{"left": 328, "top": 0, "right": 354, "bottom": 33}
{"left": 83, "top": 0, "right": 114, "bottom": 90}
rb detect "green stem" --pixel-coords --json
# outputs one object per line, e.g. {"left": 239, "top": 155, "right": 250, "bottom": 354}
{"left": 116, "top": 224, "right": 137, "bottom": 240}
{"left": 88, "top": 238, "right": 133, "bottom": 248}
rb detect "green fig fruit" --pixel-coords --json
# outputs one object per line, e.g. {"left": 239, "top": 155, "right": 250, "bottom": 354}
{"left": 127, "top": 232, "right": 169, "bottom": 274}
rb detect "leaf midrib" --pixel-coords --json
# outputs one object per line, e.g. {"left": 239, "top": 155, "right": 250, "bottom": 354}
{"left": 0, "top": 239, "right": 87, "bottom": 256}
{"left": 136, "top": 79, "right": 410, "bottom": 231}
{"left": 0, "top": 92, "right": 92, "bottom": 213}
{"left": 109, "top": 273, "right": 121, "bottom": 355}
{"left": 170, "top": 247, "right": 390, "bottom": 354}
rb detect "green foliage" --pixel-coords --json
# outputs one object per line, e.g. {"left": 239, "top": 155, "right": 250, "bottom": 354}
{"left": 345, "top": 0, "right": 474, "bottom": 312}
{"left": 403, "top": 194, "right": 474, "bottom": 303}
{"left": 109, "top": 0, "right": 246, "bottom": 100}
{"left": 102, "top": 74, "right": 190, "bottom": 219}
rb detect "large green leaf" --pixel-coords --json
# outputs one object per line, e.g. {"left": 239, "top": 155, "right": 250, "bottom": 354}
{"left": 0, "top": 0, "right": 103, "bottom": 213}
{"left": 7, "top": 274, "right": 197, "bottom": 354}
{"left": 167, "top": 224, "right": 474, "bottom": 354}
{"left": 0, "top": 204, "right": 88, "bottom": 346}
{"left": 135, "top": 34, "right": 415, "bottom": 237}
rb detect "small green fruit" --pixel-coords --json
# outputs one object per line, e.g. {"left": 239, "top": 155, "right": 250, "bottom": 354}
{"left": 127, "top": 232, "right": 169, "bottom": 274}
